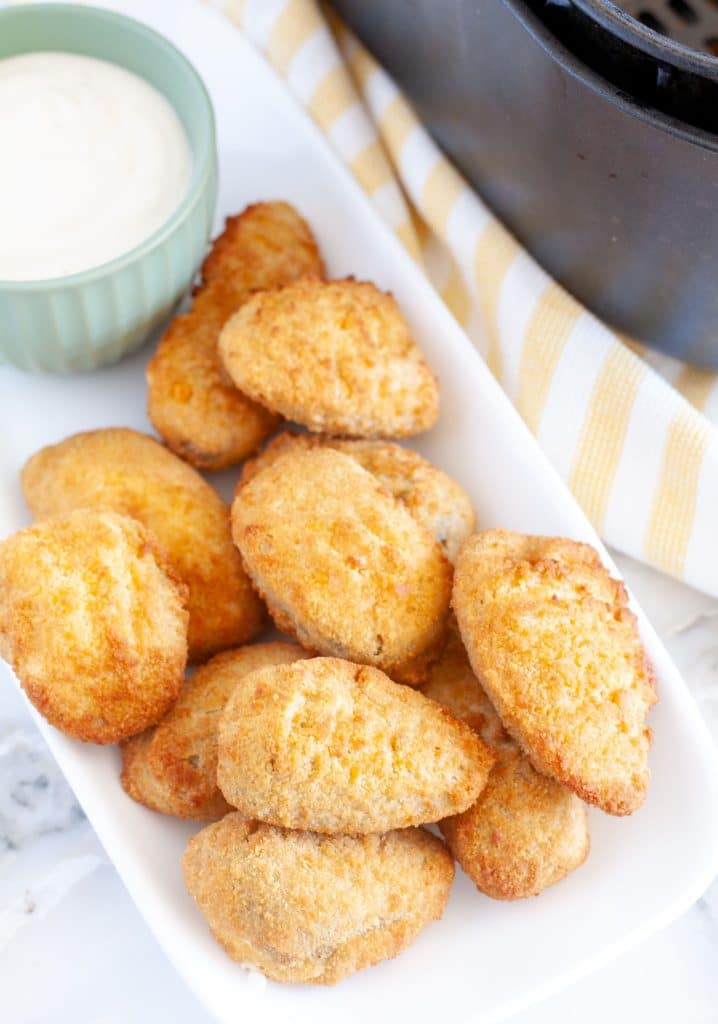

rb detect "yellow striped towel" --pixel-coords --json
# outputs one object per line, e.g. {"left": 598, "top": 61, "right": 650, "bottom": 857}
{"left": 208, "top": 0, "right": 718, "bottom": 598}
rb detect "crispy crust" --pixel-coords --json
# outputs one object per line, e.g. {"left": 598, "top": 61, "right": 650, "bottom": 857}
{"left": 146, "top": 201, "right": 324, "bottom": 470}
{"left": 240, "top": 432, "right": 475, "bottom": 563}
{"left": 21, "top": 428, "right": 263, "bottom": 663}
{"left": 120, "top": 642, "right": 307, "bottom": 820}
{"left": 183, "top": 812, "right": 455, "bottom": 984}
{"left": 425, "top": 622, "right": 589, "bottom": 899}
{"left": 423, "top": 620, "right": 517, "bottom": 753}
{"left": 231, "top": 446, "right": 452, "bottom": 679}
{"left": 218, "top": 278, "right": 439, "bottom": 438}
{"left": 440, "top": 754, "right": 589, "bottom": 900}
{"left": 453, "top": 530, "right": 657, "bottom": 816}
{"left": 216, "top": 656, "right": 494, "bottom": 833}
{"left": 0, "top": 509, "right": 188, "bottom": 744}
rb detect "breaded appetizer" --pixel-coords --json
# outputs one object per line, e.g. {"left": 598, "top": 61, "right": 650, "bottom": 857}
{"left": 216, "top": 657, "right": 493, "bottom": 833}
{"left": 424, "top": 624, "right": 589, "bottom": 900}
{"left": 146, "top": 201, "right": 324, "bottom": 470}
{"left": 453, "top": 531, "right": 657, "bottom": 816}
{"left": 241, "top": 432, "right": 475, "bottom": 563}
{"left": 21, "top": 428, "right": 263, "bottom": 663}
{"left": 121, "top": 641, "right": 307, "bottom": 821}
{"left": 219, "top": 278, "right": 439, "bottom": 437}
{"left": 183, "top": 812, "right": 454, "bottom": 984}
{"left": 441, "top": 756, "right": 589, "bottom": 900}
{"left": 231, "top": 446, "right": 452, "bottom": 683}
{"left": 0, "top": 509, "right": 188, "bottom": 744}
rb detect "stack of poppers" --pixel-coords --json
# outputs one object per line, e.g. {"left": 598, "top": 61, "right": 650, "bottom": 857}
{"left": 0, "top": 202, "right": 656, "bottom": 985}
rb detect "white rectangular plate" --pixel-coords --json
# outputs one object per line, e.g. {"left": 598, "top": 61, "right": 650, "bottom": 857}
{"left": 2, "top": 2, "right": 718, "bottom": 1022}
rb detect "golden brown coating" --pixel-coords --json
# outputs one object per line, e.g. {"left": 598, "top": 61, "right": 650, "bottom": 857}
{"left": 121, "top": 642, "right": 307, "bottom": 821}
{"left": 440, "top": 754, "right": 589, "bottom": 900}
{"left": 183, "top": 812, "right": 455, "bottom": 984}
{"left": 241, "top": 432, "right": 475, "bottom": 562}
{"left": 216, "top": 657, "right": 493, "bottom": 833}
{"left": 453, "top": 530, "right": 657, "bottom": 816}
{"left": 231, "top": 447, "right": 452, "bottom": 682}
{"left": 146, "top": 201, "right": 324, "bottom": 470}
{"left": 423, "top": 620, "right": 517, "bottom": 753}
{"left": 0, "top": 509, "right": 188, "bottom": 744}
{"left": 424, "top": 624, "right": 589, "bottom": 899}
{"left": 219, "top": 278, "right": 439, "bottom": 438}
{"left": 21, "top": 428, "right": 263, "bottom": 663}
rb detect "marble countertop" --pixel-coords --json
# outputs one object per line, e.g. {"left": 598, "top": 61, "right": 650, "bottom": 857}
{"left": 2, "top": 552, "right": 717, "bottom": 1024}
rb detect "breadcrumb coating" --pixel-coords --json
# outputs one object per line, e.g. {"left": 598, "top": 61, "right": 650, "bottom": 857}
{"left": 216, "top": 656, "right": 494, "bottom": 833}
{"left": 0, "top": 508, "right": 188, "bottom": 743}
{"left": 146, "top": 201, "right": 324, "bottom": 470}
{"left": 232, "top": 447, "right": 452, "bottom": 681}
{"left": 183, "top": 812, "right": 455, "bottom": 984}
{"left": 219, "top": 278, "right": 439, "bottom": 437}
{"left": 453, "top": 530, "right": 656, "bottom": 816}
{"left": 441, "top": 753, "right": 589, "bottom": 900}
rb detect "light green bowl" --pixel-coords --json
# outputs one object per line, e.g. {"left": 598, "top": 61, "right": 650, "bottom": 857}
{"left": 0, "top": 4, "right": 218, "bottom": 372}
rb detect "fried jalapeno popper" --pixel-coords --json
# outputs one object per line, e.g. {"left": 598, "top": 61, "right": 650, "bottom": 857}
{"left": 21, "top": 427, "right": 263, "bottom": 662}
{"left": 0, "top": 509, "right": 188, "bottom": 743}
{"left": 183, "top": 813, "right": 454, "bottom": 985}
{"left": 146, "top": 201, "right": 325, "bottom": 470}
{"left": 232, "top": 446, "right": 452, "bottom": 684}
{"left": 219, "top": 278, "right": 439, "bottom": 438}
{"left": 453, "top": 531, "right": 656, "bottom": 816}
{"left": 216, "top": 656, "right": 494, "bottom": 834}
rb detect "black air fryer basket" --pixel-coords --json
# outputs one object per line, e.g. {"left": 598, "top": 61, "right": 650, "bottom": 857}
{"left": 332, "top": 0, "right": 718, "bottom": 368}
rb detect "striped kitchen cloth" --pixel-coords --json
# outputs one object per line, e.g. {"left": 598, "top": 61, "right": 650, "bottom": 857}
{"left": 209, "top": 0, "right": 718, "bottom": 598}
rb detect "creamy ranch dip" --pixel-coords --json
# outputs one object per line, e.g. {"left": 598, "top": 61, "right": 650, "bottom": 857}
{"left": 0, "top": 52, "right": 192, "bottom": 281}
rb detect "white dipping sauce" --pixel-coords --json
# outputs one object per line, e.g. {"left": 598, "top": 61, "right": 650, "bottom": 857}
{"left": 0, "top": 52, "right": 192, "bottom": 281}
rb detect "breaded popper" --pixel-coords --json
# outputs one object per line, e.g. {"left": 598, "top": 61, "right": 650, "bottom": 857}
{"left": 232, "top": 446, "right": 452, "bottom": 684}
{"left": 0, "top": 509, "right": 188, "bottom": 744}
{"left": 216, "top": 656, "right": 493, "bottom": 833}
{"left": 183, "top": 813, "right": 454, "bottom": 984}
{"left": 219, "top": 278, "right": 439, "bottom": 438}
{"left": 147, "top": 201, "right": 324, "bottom": 470}
{"left": 453, "top": 530, "right": 656, "bottom": 816}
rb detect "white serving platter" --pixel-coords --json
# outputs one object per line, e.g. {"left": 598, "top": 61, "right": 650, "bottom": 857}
{"left": 2, "top": 1, "right": 718, "bottom": 1022}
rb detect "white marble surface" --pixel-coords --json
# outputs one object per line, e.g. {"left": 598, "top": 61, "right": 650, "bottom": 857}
{"left": 1, "top": 552, "right": 717, "bottom": 1024}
